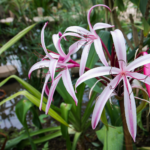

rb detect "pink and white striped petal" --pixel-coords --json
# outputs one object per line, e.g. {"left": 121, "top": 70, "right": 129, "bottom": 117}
{"left": 39, "top": 74, "right": 51, "bottom": 110}
{"left": 65, "top": 26, "right": 91, "bottom": 35}
{"left": 64, "top": 40, "right": 86, "bottom": 63}
{"left": 111, "top": 29, "right": 126, "bottom": 70}
{"left": 126, "top": 54, "right": 150, "bottom": 71}
{"left": 123, "top": 76, "right": 137, "bottom": 141}
{"left": 79, "top": 42, "right": 92, "bottom": 76}
{"left": 62, "top": 68, "right": 78, "bottom": 105}
{"left": 52, "top": 34, "right": 66, "bottom": 57}
{"left": 93, "top": 23, "right": 114, "bottom": 31}
{"left": 28, "top": 60, "right": 50, "bottom": 78}
{"left": 46, "top": 73, "right": 62, "bottom": 114}
{"left": 143, "top": 52, "right": 150, "bottom": 97}
{"left": 92, "top": 74, "right": 122, "bottom": 129}
{"left": 41, "top": 22, "right": 53, "bottom": 59}
{"left": 75, "top": 66, "right": 120, "bottom": 88}
{"left": 94, "top": 37, "right": 108, "bottom": 66}
{"left": 87, "top": 4, "right": 111, "bottom": 31}
{"left": 49, "top": 59, "right": 58, "bottom": 83}
{"left": 45, "top": 85, "right": 49, "bottom": 96}
{"left": 127, "top": 72, "right": 150, "bottom": 86}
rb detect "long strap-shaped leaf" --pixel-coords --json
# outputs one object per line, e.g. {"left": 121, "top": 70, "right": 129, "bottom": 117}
{"left": 0, "top": 90, "right": 68, "bottom": 126}
{"left": 0, "top": 23, "right": 36, "bottom": 55}
{"left": 0, "top": 75, "right": 47, "bottom": 102}
{"left": 5, "top": 126, "right": 60, "bottom": 149}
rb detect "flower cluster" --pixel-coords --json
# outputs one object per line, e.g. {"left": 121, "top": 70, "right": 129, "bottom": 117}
{"left": 29, "top": 4, "right": 150, "bottom": 141}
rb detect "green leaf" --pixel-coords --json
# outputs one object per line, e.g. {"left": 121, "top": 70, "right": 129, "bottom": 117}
{"left": 0, "top": 23, "right": 36, "bottom": 55}
{"left": 60, "top": 103, "right": 72, "bottom": 138}
{"left": 101, "top": 108, "right": 108, "bottom": 130}
{"left": 0, "top": 75, "right": 47, "bottom": 103}
{"left": 137, "top": 110, "right": 147, "bottom": 131}
{"left": 105, "top": 101, "right": 122, "bottom": 126}
{"left": 130, "top": 0, "right": 148, "bottom": 16}
{"left": 76, "top": 83, "right": 85, "bottom": 125}
{"left": 139, "top": 0, "right": 148, "bottom": 16}
{"left": 15, "top": 99, "right": 36, "bottom": 150}
{"left": 96, "top": 126, "right": 124, "bottom": 150}
{"left": 114, "top": 0, "right": 125, "bottom": 11}
{"left": 60, "top": 103, "right": 72, "bottom": 150}
{"left": 39, "top": 114, "right": 49, "bottom": 123}
{"left": 72, "top": 132, "right": 82, "bottom": 150}
{"left": 19, "top": 131, "right": 62, "bottom": 148}
{"left": 99, "top": 30, "right": 111, "bottom": 54}
{"left": 127, "top": 37, "right": 150, "bottom": 62}
{"left": 0, "top": 90, "right": 68, "bottom": 127}
{"left": 30, "top": 107, "right": 43, "bottom": 129}
{"left": 142, "top": 18, "right": 150, "bottom": 36}
{"left": 5, "top": 126, "right": 60, "bottom": 149}
{"left": 15, "top": 99, "right": 33, "bottom": 125}
{"left": 81, "top": 91, "right": 97, "bottom": 128}
{"left": 42, "top": 142, "right": 49, "bottom": 150}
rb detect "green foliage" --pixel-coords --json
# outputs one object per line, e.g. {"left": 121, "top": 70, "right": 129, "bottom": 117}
{"left": 114, "top": 0, "right": 125, "bottom": 11}
{"left": 15, "top": 99, "right": 37, "bottom": 149}
{"left": 96, "top": 126, "right": 124, "bottom": 150}
{"left": 130, "top": 0, "right": 149, "bottom": 16}
{"left": 142, "top": 18, "right": 150, "bottom": 37}
{"left": 0, "top": 23, "right": 37, "bottom": 55}
{"left": 72, "top": 132, "right": 82, "bottom": 150}
{"left": 5, "top": 126, "right": 61, "bottom": 149}
{"left": 60, "top": 103, "right": 72, "bottom": 150}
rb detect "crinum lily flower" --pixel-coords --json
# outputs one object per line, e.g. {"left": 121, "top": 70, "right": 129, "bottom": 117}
{"left": 75, "top": 29, "right": 150, "bottom": 141}
{"left": 28, "top": 22, "right": 78, "bottom": 114}
{"left": 58, "top": 4, "right": 114, "bottom": 76}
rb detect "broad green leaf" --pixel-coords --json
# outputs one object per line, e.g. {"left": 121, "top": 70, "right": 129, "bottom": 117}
{"left": 30, "top": 107, "right": 43, "bottom": 129}
{"left": 139, "top": 0, "right": 148, "bottom": 16}
{"left": 101, "top": 108, "right": 108, "bottom": 130}
{"left": 72, "top": 132, "right": 82, "bottom": 150}
{"left": 105, "top": 101, "right": 122, "bottom": 126}
{"left": 142, "top": 18, "right": 150, "bottom": 37}
{"left": 60, "top": 103, "right": 72, "bottom": 150}
{"left": 130, "top": 0, "right": 148, "bottom": 16}
{"left": 60, "top": 103, "right": 72, "bottom": 138}
{"left": 15, "top": 99, "right": 36, "bottom": 150}
{"left": 15, "top": 99, "right": 33, "bottom": 125}
{"left": 5, "top": 126, "right": 60, "bottom": 149}
{"left": 96, "top": 126, "right": 124, "bottom": 150}
{"left": 99, "top": 30, "right": 111, "bottom": 54}
{"left": 114, "top": 0, "right": 125, "bottom": 11}
{"left": 0, "top": 90, "right": 68, "bottom": 126}
{"left": 56, "top": 78, "right": 77, "bottom": 115}
{"left": 0, "top": 23, "right": 36, "bottom": 55}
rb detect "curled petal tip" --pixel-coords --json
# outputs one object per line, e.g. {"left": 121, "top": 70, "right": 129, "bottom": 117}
{"left": 45, "top": 22, "right": 48, "bottom": 26}
{"left": 45, "top": 110, "right": 48, "bottom": 115}
{"left": 28, "top": 74, "right": 31, "bottom": 79}
{"left": 75, "top": 101, "right": 78, "bottom": 106}
{"left": 39, "top": 107, "right": 42, "bottom": 111}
